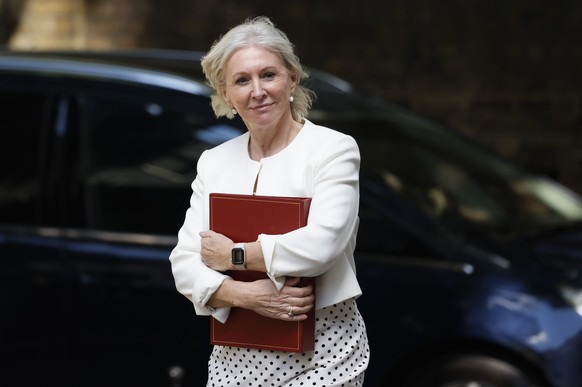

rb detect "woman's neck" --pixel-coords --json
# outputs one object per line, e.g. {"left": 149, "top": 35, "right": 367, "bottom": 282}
{"left": 247, "top": 118, "right": 303, "bottom": 160}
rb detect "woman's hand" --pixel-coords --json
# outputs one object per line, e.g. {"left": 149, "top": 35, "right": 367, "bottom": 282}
{"left": 199, "top": 230, "right": 233, "bottom": 272}
{"left": 243, "top": 277, "right": 315, "bottom": 321}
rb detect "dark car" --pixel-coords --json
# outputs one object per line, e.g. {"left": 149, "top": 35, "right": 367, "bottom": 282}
{"left": 2, "top": 49, "right": 582, "bottom": 387}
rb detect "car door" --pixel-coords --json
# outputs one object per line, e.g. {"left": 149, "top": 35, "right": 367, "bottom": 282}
{"left": 0, "top": 85, "right": 72, "bottom": 386}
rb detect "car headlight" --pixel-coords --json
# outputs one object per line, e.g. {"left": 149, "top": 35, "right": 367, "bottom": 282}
{"left": 560, "top": 285, "right": 582, "bottom": 316}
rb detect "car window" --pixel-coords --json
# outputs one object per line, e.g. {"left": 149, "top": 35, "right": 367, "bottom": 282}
{"left": 0, "top": 90, "right": 47, "bottom": 226}
{"left": 316, "top": 112, "right": 582, "bottom": 239}
{"left": 79, "top": 90, "right": 244, "bottom": 234}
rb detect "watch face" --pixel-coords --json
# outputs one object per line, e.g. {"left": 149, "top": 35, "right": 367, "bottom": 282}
{"left": 232, "top": 248, "right": 245, "bottom": 265}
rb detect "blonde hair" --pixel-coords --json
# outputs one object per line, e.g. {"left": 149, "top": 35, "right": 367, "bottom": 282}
{"left": 201, "top": 16, "right": 315, "bottom": 120}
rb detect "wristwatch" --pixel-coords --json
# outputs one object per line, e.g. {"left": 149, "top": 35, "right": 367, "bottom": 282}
{"left": 231, "top": 243, "right": 246, "bottom": 270}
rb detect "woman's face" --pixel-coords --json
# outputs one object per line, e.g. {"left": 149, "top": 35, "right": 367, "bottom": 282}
{"left": 223, "top": 45, "right": 296, "bottom": 129}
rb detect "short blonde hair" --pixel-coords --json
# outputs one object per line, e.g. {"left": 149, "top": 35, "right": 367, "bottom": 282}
{"left": 201, "top": 16, "right": 315, "bottom": 121}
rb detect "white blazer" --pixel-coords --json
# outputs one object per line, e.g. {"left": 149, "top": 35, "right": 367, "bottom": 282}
{"left": 169, "top": 120, "right": 363, "bottom": 323}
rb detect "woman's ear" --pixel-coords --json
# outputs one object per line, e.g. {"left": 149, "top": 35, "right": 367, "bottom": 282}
{"left": 221, "top": 88, "right": 231, "bottom": 106}
{"left": 290, "top": 74, "right": 297, "bottom": 96}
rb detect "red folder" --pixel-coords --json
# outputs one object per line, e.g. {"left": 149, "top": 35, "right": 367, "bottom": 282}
{"left": 209, "top": 193, "right": 315, "bottom": 352}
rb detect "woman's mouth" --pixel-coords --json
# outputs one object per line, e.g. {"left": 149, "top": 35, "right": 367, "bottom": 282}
{"left": 251, "top": 102, "right": 274, "bottom": 111}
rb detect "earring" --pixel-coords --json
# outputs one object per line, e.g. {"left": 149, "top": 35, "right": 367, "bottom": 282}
{"left": 289, "top": 96, "right": 294, "bottom": 103}
{"left": 231, "top": 108, "right": 237, "bottom": 115}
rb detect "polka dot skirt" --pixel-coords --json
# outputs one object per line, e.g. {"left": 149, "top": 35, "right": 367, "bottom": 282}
{"left": 207, "top": 298, "right": 370, "bottom": 386}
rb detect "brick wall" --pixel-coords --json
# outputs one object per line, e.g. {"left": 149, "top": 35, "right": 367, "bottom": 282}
{"left": 5, "top": 0, "right": 582, "bottom": 193}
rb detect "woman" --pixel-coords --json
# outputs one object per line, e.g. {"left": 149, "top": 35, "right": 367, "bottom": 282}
{"left": 169, "top": 16, "right": 369, "bottom": 386}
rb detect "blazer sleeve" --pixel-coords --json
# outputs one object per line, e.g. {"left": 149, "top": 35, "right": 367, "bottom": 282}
{"left": 259, "top": 133, "right": 361, "bottom": 288}
{"left": 169, "top": 150, "right": 232, "bottom": 323}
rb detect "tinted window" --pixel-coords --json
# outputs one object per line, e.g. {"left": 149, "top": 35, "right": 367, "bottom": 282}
{"left": 80, "top": 90, "right": 244, "bottom": 234}
{"left": 0, "top": 90, "right": 47, "bottom": 225}
{"left": 313, "top": 106, "right": 582, "bottom": 240}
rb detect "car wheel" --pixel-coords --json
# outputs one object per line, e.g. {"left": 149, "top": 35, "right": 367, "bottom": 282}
{"left": 402, "top": 354, "right": 545, "bottom": 387}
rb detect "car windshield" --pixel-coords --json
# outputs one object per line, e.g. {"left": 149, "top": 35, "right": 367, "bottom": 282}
{"left": 309, "top": 97, "right": 582, "bottom": 239}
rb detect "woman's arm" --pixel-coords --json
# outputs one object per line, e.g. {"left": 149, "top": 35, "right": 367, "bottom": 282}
{"left": 169, "top": 151, "right": 231, "bottom": 320}
{"left": 260, "top": 134, "right": 360, "bottom": 283}
{"left": 199, "top": 233, "right": 314, "bottom": 321}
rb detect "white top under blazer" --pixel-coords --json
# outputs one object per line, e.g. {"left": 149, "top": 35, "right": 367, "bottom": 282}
{"left": 169, "top": 119, "right": 363, "bottom": 323}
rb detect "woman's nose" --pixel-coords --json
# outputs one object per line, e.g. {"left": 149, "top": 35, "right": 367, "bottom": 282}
{"left": 251, "top": 79, "right": 265, "bottom": 98}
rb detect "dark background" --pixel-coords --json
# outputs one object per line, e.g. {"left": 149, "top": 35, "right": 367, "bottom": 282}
{"left": 2, "top": 0, "right": 582, "bottom": 193}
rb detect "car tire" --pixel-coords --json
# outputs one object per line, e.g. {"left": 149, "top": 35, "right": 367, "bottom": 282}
{"left": 401, "top": 354, "right": 545, "bottom": 387}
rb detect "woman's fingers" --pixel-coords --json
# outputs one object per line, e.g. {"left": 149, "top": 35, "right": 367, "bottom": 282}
{"left": 278, "top": 280, "right": 315, "bottom": 320}
{"left": 248, "top": 278, "right": 315, "bottom": 320}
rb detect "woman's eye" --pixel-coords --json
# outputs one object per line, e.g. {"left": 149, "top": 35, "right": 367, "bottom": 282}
{"left": 263, "top": 72, "right": 276, "bottom": 79}
{"left": 235, "top": 77, "right": 248, "bottom": 85}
